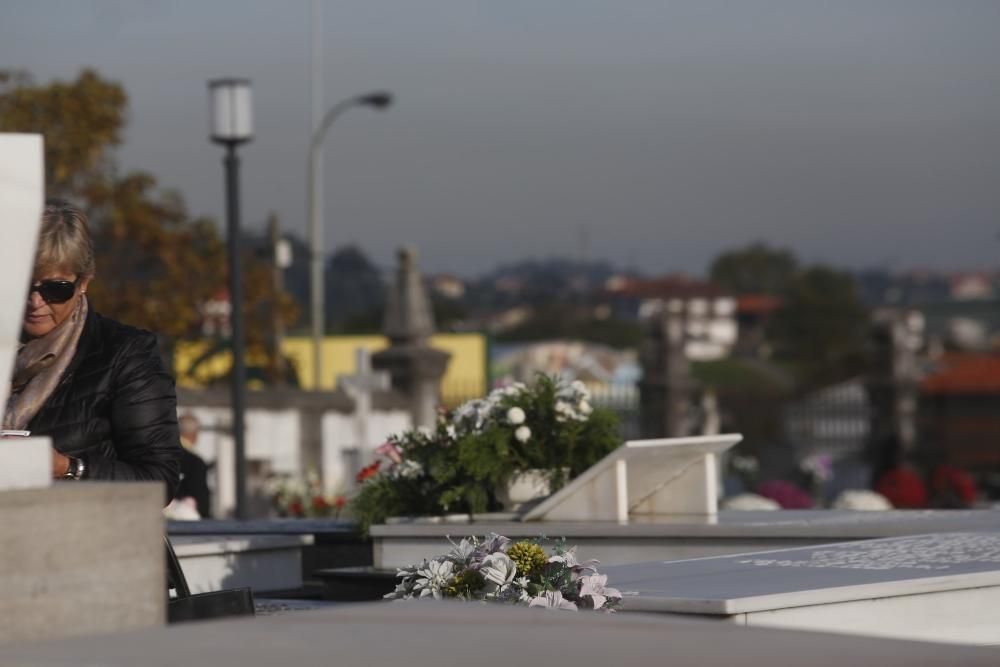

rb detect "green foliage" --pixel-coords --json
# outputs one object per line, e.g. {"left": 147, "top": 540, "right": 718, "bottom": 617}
{"left": 496, "top": 303, "right": 642, "bottom": 349}
{"left": 768, "top": 265, "right": 870, "bottom": 385}
{"left": 352, "top": 375, "right": 622, "bottom": 533}
{"left": 709, "top": 242, "right": 798, "bottom": 296}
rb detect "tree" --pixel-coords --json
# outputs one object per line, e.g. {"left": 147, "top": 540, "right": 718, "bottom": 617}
{"left": 768, "top": 266, "right": 870, "bottom": 385}
{"left": 0, "top": 69, "right": 298, "bottom": 374}
{"left": 709, "top": 242, "right": 798, "bottom": 295}
{"left": 0, "top": 69, "right": 125, "bottom": 196}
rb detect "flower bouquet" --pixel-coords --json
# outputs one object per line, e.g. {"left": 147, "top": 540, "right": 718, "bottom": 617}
{"left": 386, "top": 533, "right": 622, "bottom": 612}
{"left": 352, "top": 375, "right": 621, "bottom": 532}
{"left": 266, "top": 471, "right": 348, "bottom": 519}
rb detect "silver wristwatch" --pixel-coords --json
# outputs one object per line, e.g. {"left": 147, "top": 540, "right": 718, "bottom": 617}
{"left": 62, "top": 456, "right": 86, "bottom": 480}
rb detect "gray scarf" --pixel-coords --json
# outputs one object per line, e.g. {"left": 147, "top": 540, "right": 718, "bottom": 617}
{"left": 4, "top": 296, "right": 88, "bottom": 431}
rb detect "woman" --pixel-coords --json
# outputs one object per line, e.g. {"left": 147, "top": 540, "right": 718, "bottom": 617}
{"left": 3, "top": 199, "right": 180, "bottom": 494}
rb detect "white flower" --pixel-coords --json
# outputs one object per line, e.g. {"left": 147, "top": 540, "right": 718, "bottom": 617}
{"left": 721, "top": 493, "right": 780, "bottom": 511}
{"left": 393, "top": 459, "right": 424, "bottom": 480}
{"left": 514, "top": 426, "right": 531, "bottom": 443}
{"left": 446, "top": 425, "right": 457, "bottom": 440}
{"left": 578, "top": 400, "right": 593, "bottom": 416}
{"left": 832, "top": 489, "right": 892, "bottom": 511}
{"left": 446, "top": 536, "right": 477, "bottom": 563}
{"left": 554, "top": 401, "right": 575, "bottom": 422}
{"left": 528, "top": 590, "right": 578, "bottom": 611}
{"left": 413, "top": 559, "right": 455, "bottom": 599}
{"left": 506, "top": 406, "right": 526, "bottom": 425}
{"left": 480, "top": 553, "right": 517, "bottom": 596}
{"left": 578, "top": 573, "right": 621, "bottom": 610}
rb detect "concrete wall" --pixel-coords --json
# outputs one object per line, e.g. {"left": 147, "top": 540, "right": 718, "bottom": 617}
{"left": 0, "top": 483, "right": 165, "bottom": 646}
{"left": 176, "top": 388, "right": 411, "bottom": 517}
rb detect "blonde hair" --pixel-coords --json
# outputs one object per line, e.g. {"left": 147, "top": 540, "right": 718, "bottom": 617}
{"left": 35, "top": 199, "right": 96, "bottom": 278}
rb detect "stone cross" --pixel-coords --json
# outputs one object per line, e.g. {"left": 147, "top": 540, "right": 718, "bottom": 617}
{"left": 337, "top": 346, "right": 391, "bottom": 477}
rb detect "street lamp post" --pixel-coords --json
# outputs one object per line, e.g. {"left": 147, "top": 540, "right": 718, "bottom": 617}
{"left": 208, "top": 78, "right": 253, "bottom": 519}
{"left": 307, "top": 91, "right": 393, "bottom": 390}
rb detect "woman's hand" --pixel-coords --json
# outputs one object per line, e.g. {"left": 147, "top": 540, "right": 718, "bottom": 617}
{"left": 51, "top": 450, "right": 70, "bottom": 478}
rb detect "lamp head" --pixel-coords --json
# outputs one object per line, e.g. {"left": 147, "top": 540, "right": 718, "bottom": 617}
{"left": 208, "top": 78, "right": 254, "bottom": 145}
{"left": 359, "top": 91, "right": 393, "bottom": 110}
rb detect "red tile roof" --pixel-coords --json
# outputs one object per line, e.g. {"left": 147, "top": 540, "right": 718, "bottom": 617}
{"left": 923, "top": 354, "right": 1000, "bottom": 395}
{"left": 737, "top": 294, "right": 783, "bottom": 316}
{"left": 603, "top": 275, "right": 723, "bottom": 299}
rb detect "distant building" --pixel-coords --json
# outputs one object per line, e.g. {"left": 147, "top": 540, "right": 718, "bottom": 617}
{"left": 735, "top": 294, "right": 783, "bottom": 358}
{"left": 921, "top": 352, "right": 1000, "bottom": 471}
{"left": 429, "top": 273, "right": 467, "bottom": 299}
{"left": 601, "top": 275, "right": 737, "bottom": 361}
{"left": 950, "top": 273, "right": 994, "bottom": 301}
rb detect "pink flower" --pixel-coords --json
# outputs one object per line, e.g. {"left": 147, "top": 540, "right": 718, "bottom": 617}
{"left": 375, "top": 441, "right": 403, "bottom": 464}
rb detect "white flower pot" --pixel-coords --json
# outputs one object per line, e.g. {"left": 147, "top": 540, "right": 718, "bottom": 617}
{"left": 497, "top": 469, "right": 552, "bottom": 510}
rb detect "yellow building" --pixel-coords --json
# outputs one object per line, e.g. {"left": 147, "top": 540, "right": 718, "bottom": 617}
{"left": 173, "top": 333, "right": 488, "bottom": 406}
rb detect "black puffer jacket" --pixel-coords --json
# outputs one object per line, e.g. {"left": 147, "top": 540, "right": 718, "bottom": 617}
{"left": 27, "top": 307, "right": 181, "bottom": 496}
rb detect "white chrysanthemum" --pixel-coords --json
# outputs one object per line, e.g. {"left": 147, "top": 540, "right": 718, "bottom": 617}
{"left": 514, "top": 426, "right": 531, "bottom": 443}
{"left": 832, "top": 489, "right": 893, "bottom": 511}
{"left": 413, "top": 559, "right": 455, "bottom": 599}
{"left": 506, "top": 406, "right": 526, "bottom": 425}
{"left": 721, "top": 493, "right": 781, "bottom": 511}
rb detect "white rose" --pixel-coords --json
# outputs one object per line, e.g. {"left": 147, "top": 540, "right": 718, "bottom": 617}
{"left": 514, "top": 426, "right": 531, "bottom": 443}
{"left": 506, "top": 407, "right": 526, "bottom": 425}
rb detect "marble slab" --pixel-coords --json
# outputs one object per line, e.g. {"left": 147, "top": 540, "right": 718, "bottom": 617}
{"left": 604, "top": 532, "right": 1000, "bottom": 644}
{"left": 0, "top": 134, "right": 43, "bottom": 411}
{"left": 171, "top": 534, "right": 314, "bottom": 594}
{"left": 604, "top": 532, "right": 1000, "bottom": 615}
{"left": 371, "top": 509, "right": 1000, "bottom": 569}
{"left": 1, "top": 600, "right": 997, "bottom": 666}
{"left": 524, "top": 434, "right": 742, "bottom": 521}
{"left": 0, "top": 436, "right": 51, "bottom": 490}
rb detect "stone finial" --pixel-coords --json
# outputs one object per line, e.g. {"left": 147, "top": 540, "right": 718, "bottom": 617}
{"left": 382, "top": 246, "right": 435, "bottom": 345}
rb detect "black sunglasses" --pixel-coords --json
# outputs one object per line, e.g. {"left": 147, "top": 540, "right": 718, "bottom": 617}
{"left": 29, "top": 277, "right": 81, "bottom": 304}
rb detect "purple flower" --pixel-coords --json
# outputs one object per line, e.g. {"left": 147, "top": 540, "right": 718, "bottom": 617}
{"left": 577, "top": 573, "right": 621, "bottom": 610}
{"left": 755, "top": 479, "right": 813, "bottom": 509}
{"left": 547, "top": 546, "right": 599, "bottom": 581}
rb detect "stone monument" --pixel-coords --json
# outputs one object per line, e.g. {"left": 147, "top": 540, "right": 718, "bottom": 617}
{"left": 638, "top": 304, "right": 693, "bottom": 438}
{"left": 372, "top": 247, "right": 450, "bottom": 429}
{"left": 865, "top": 309, "right": 923, "bottom": 465}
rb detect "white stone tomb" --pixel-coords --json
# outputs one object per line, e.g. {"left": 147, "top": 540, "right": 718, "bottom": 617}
{"left": 602, "top": 531, "right": 1000, "bottom": 645}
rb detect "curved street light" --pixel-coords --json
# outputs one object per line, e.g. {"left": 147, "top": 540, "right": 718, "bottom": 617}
{"left": 308, "top": 91, "right": 394, "bottom": 390}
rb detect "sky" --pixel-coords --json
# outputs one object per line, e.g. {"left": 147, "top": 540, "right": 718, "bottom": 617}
{"left": 2, "top": 1, "right": 999, "bottom": 277}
